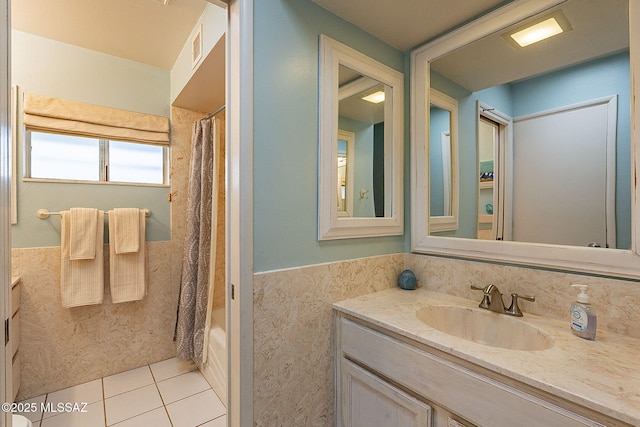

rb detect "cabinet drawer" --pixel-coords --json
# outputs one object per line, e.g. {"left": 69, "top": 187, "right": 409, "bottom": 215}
{"left": 11, "top": 280, "right": 20, "bottom": 316}
{"left": 12, "top": 311, "right": 20, "bottom": 357}
{"left": 340, "top": 317, "right": 605, "bottom": 427}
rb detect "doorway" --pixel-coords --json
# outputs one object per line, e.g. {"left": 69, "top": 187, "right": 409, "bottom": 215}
{"left": 477, "top": 103, "right": 513, "bottom": 242}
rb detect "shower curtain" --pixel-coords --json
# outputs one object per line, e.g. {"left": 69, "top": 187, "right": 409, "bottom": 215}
{"left": 176, "top": 116, "right": 222, "bottom": 362}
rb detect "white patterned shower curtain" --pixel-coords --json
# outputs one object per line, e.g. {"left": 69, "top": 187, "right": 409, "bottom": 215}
{"left": 176, "top": 116, "right": 222, "bottom": 362}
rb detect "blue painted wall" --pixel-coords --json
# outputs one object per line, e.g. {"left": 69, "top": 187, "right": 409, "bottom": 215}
{"left": 11, "top": 31, "right": 171, "bottom": 248}
{"left": 253, "top": 0, "right": 405, "bottom": 272}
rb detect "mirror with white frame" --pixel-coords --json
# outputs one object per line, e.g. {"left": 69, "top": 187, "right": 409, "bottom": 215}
{"left": 411, "top": 0, "right": 640, "bottom": 278}
{"left": 318, "top": 35, "right": 404, "bottom": 240}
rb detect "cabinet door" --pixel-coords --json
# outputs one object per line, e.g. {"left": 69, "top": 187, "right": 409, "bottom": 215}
{"left": 340, "top": 359, "right": 431, "bottom": 427}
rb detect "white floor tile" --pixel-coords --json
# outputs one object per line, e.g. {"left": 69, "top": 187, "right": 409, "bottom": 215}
{"left": 157, "top": 370, "right": 211, "bottom": 404}
{"left": 109, "top": 407, "right": 172, "bottom": 427}
{"left": 28, "top": 362, "right": 227, "bottom": 427}
{"left": 150, "top": 357, "right": 197, "bottom": 382}
{"left": 16, "top": 394, "right": 46, "bottom": 423}
{"left": 40, "top": 400, "right": 105, "bottom": 427}
{"left": 104, "top": 384, "right": 163, "bottom": 426}
{"left": 103, "top": 366, "right": 154, "bottom": 398}
{"left": 44, "top": 379, "right": 103, "bottom": 419}
{"left": 166, "top": 389, "right": 226, "bottom": 427}
{"left": 199, "top": 414, "right": 227, "bottom": 427}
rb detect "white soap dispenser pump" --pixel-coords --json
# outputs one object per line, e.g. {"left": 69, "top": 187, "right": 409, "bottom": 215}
{"left": 570, "top": 284, "right": 597, "bottom": 340}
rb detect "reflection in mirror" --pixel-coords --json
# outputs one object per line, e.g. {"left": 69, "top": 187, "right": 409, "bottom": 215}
{"left": 338, "top": 65, "right": 388, "bottom": 218}
{"left": 318, "top": 35, "right": 404, "bottom": 240}
{"left": 427, "top": 0, "right": 629, "bottom": 249}
{"left": 337, "top": 129, "right": 355, "bottom": 217}
{"left": 429, "top": 89, "right": 458, "bottom": 233}
{"left": 411, "top": 0, "right": 640, "bottom": 278}
{"left": 477, "top": 116, "right": 497, "bottom": 240}
{"left": 429, "top": 106, "right": 450, "bottom": 217}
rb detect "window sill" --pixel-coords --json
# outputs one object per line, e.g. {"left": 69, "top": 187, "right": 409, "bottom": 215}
{"left": 22, "top": 178, "right": 170, "bottom": 188}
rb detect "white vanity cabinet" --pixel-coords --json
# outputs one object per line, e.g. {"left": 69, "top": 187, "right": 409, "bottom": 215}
{"left": 335, "top": 314, "right": 627, "bottom": 427}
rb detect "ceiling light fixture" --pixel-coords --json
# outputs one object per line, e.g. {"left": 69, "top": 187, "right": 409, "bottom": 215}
{"left": 361, "top": 91, "right": 385, "bottom": 104}
{"left": 504, "top": 10, "right": 572, "bottom": 48}
{"left": 510, "top": 18, "right": 563, "bottom": 47}
{"left": 151, "top": 0, "right": 170, "bottom": 5}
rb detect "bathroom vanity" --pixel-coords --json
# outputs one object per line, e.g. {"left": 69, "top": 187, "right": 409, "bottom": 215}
{"left": 333, "top": 288, "right": 639, "bottom": 426}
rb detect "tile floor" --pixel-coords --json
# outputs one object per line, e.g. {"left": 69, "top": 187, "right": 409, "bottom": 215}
{"left": 16, "top": 358, "right": 226, "bottom": 427}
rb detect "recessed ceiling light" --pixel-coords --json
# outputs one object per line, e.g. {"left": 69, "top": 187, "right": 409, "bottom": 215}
{"left": 503, "top": 10, "right": 572, "bottom": 49}
{"left": 510, "top": 18, "right": 563, "bottom": 47}
{"left": 362, "top": 91, "right": 385, "bottom": 104}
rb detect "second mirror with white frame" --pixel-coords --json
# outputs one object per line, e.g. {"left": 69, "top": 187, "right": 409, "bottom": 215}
{"left": 318, "top": 35, "right": 404, "bottom": 240}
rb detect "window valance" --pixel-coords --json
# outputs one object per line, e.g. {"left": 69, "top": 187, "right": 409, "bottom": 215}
{"left": 23, "top": 93, "right": 170, "bottom": 146}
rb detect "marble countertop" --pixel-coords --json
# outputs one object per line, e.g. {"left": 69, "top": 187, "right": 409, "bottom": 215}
{"left": 333, "top": 287, "right": 640, "bottom": 425}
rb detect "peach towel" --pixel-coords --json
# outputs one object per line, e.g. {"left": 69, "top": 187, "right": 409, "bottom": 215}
{"left": 108, "top": 209, "right": 147, "bottom": 303}
{"left": 112, "top": 208, "right": 140, "bottom": 254}
{"left": 69, "top": 208, "right": 98, "bottom": 260}
{"left": 60, "top": 210, "right": 104, "bottom": 308}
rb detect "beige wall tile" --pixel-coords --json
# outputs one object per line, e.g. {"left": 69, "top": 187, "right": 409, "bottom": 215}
{"left": 253, "top": 254, "right": 402, "bottom": 426}
{"left": 14, "top": 242, "right": 178, "bottom": 400}
{"left": 405, "top": 254, "right": 640, "bottom": 338}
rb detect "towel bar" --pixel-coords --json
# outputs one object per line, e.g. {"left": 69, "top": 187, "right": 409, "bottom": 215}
{"left": 37, "top": 208, "right": 151, "bottom": 219}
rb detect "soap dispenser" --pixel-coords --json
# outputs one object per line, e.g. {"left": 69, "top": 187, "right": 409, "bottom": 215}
{"left": 570, "top": 284, "right": 597, "bottom": 340}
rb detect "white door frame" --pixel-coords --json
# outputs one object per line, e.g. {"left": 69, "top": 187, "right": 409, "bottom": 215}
{"left": 227, "top": 0, "right": 254, "bottom": 426}
{"left": 1, "top": 0, "right": 12, "bottom": 424}
{"left": 477, "top": 102, "right": 513, "bottom": 242}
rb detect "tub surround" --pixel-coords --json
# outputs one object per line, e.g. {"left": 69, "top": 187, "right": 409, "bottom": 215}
{"left": 333, "top": 287, "right": 640, "bottom": 425}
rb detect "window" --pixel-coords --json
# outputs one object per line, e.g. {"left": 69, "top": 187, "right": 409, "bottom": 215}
{"left": 22, "top": 92, "right": 170, "bottom": 186}
{"left": 26, "top": 130, "right": 167, "bottom": 185}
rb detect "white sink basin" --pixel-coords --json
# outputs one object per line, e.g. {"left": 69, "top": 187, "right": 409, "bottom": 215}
{"left": 415, "top": 305, "right": 554, "bottom": 351}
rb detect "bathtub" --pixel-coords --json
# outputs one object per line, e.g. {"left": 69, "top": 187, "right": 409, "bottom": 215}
{"left": 200, "top": 309, "right": 227, "bottom": 406}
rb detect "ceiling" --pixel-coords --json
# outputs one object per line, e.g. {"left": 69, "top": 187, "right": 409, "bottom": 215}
{"left": 312, "top": 0, "right": 629, "bottom": 93}
{"left": 431, "top": 0, "right": 629, "bottom": 92}
{"left": 11, "top": 0, "right": 628, "bottom": 105}
{"left": 311, "top": 0, "right": 508, "bottom": 51}
{"left": 11, "top": 0, "right": 209, "bottom": 69}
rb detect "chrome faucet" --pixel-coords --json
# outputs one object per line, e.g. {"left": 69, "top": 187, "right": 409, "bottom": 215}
{"left": 471, "top": 285, "right": 535, "bottom": 317}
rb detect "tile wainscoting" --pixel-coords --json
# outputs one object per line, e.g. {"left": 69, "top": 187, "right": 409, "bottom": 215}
{"left": 11, "top": 242, "right": 179, "bottom": 401}
{"left": 253, "top": 253, "right": 405, "bottom": 427}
